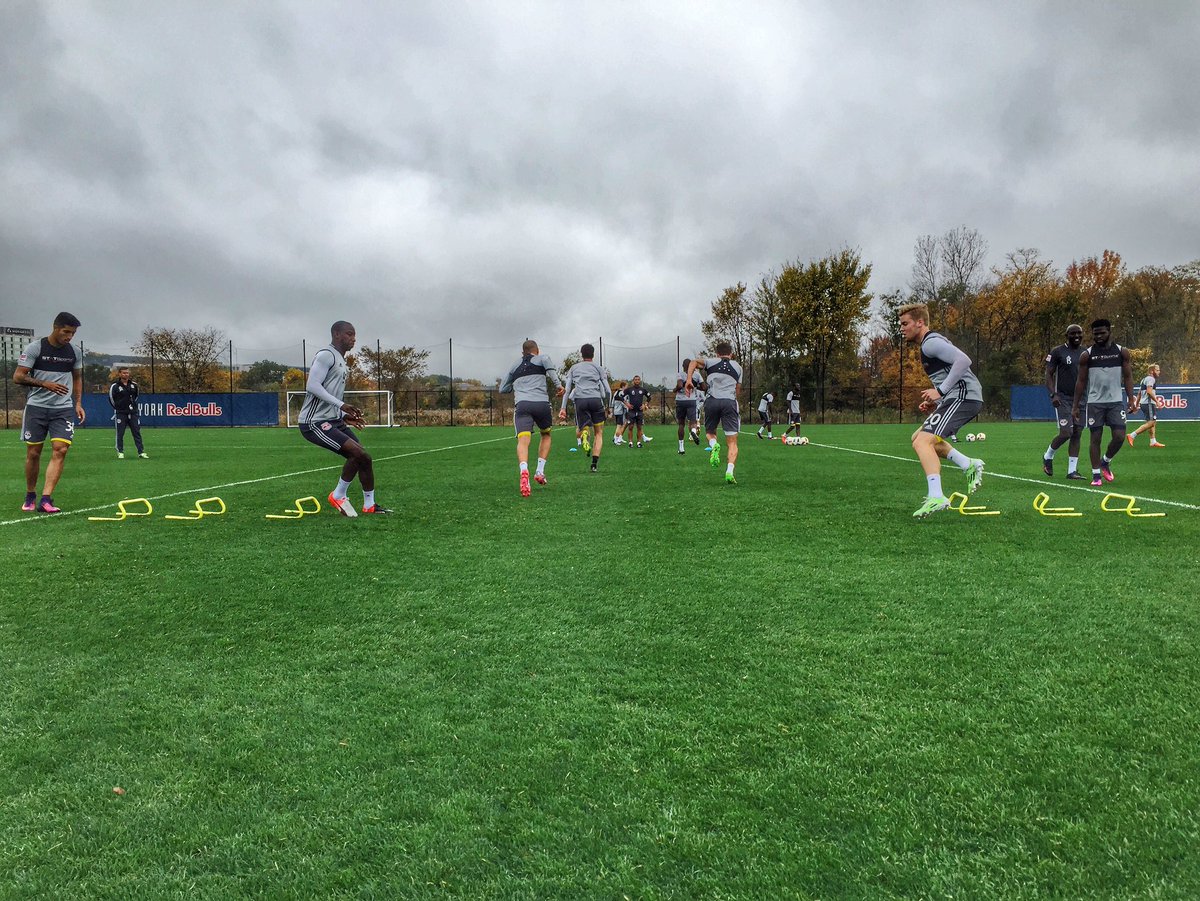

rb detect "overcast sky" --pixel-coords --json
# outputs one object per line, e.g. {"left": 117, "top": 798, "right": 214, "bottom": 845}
{"left": 3, "top": 0, "right": 1199, "bottom": 380}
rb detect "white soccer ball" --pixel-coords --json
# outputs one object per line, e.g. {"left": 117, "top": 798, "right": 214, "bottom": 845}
{"left": 798, "top": 436, "right": 809, "bottom": 445}
{"left": 965, "top": 433, "right": 976, "bottom": 442}
{"left": 976, "top": 432, "right": 986, "bottom": 441}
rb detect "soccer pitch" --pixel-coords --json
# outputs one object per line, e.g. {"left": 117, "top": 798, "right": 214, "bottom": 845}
{"left": 3, "top": 422, "right": 1198, "bottom": 898}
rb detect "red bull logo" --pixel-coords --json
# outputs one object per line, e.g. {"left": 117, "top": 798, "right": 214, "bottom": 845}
{"left": 1156, "top": 393, "right": 1188, "bottom": 410}
{"left": 166, "top": 402, "right": 224, "bottom": 416}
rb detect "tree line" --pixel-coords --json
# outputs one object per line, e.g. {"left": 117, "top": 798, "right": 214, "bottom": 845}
{"left": 702, "top": 229, "right": 1199, "bottom": 410}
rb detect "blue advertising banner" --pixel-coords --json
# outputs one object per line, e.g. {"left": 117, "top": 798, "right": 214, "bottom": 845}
{"left": 1011, "top": 385, "right": 1200, "bottom": 421}
{"left": 81, "top": 393, "right": 279, "bottom": 427}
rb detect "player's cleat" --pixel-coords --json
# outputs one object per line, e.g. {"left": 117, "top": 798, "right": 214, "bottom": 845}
{"left": 912, "top": 495, "right": 951, "bottom": 519}
{"left": 757, "top": 431, "right": 764, "bottom": 440}
{"left": 569, "top": 446, "right": 578, "bottom": 453}
{"left": 678, "top": 450, "right": 685, "bottom": 455}
{"left": 724, "top": 472, "right": 737, "bottom": 485}
{"left": 328, "top": 492, "right": 358, "bottom": 517}
{"left": 966, "top": 459, "right": 985, "bottom": 494}
{"left": 644, "top": 436, "right": 653, "bottom": 442}
{"left": 519, "top": 471, "right": 531, "bottom": 497}
{"left": 709, "top": 445, "right": 720, "bottom": 467}
{"left": 1066, "top": 471, "right": 1086, "bottom": 480}
{"left": 1150, "top": 440, "right": 1165, "bottom": 447}
{"left": 590, "top": 462, "right": 597, "bottom": 473}
{"left": 362, "top": 504, "right": 393, "bottom": 514}
{"left": 1042, "top": 458, "right": 1053, "bottom": 476}
{"left": 1090, "top": 476, "right": 1103, "bottom": 487}
{"left": 581, "top": 433, "right": 591, "bottom": 454}
{"left": 1101, "top": 462, "right": 1115, "bottom": 482}
{"left": 1126, "top": 434, "right": 1135, "bottom": 447}
{"left": 22, "top": 493, "right": 37, "bottom": 512}
{"left": 138, "top": 452, "right": 149, "bottom": 459}
{"left": 37, "top": 499, "right": 61, "bottom": 514}
{"left": 534, "top": 472, "right": 547, "bottom": 485}
{"left": 637, "top": 442, "right": 643, "bottom": 448}
{"left": 691, "top": 429, "right": 700, "bottom": 445}
{"left": 117, "top": 452, "right": 125, "bottom": 459}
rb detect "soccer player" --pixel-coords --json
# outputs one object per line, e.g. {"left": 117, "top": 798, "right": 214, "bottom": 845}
{"left": 1042, "top": 324, "right": 1085, "bottom": 479}
{"left": 109, "top": 367, "right": 149, "bottom": 459}
{"left": 674, "top": 359, "right": 702, "bottom": 454}
{"left": 685, "top": 341, "right": 742, "bottom": 484}
{"left": 14, "top": 312, "right": 85, "bottom": 513}
{"left": 622, "top": 374, "right": 651, "bottom": 448}
{"left": 558, "top": 344, "right": 610, "bottom": 472}
{"left": 299, "top": 321, "right": 391, "bottom": 516}
{"left": 1071, "top": 319, "right": 1138, "bottom": 486}
{"left": 611, "top": 381, "right": 628, "bottom": 445}
{"left": 897, "top": 304, "right": 985, "bottom": 519}
{"left": 1128, "top": 363, "right": 1166, "bottom": 448}
{"left": 782, "top": 384, "right": 803, "bottom": 438}
{"left": 501, "top": 339, "right": 564, "bottom": 495}
{"left": 756, "top": 391, "right": 774, "bottom": 439}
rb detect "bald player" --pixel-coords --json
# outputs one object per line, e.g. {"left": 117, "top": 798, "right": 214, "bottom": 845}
{"left": 686, "top": 340, "right": 742, "bottom": 485}
{"left": 501, "top": 339, "right": 564, "bottom": 496}
{"left": 1072, "top": 319, "right": 1138, "bottom": 486}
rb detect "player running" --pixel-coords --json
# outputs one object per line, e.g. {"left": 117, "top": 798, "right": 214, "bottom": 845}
{"left": 1042, "top": 324, "right": 1086, "bottom": 479}
{"left": 685, "top": 341, "right": 742, "bottom": 485}
{"left": 897, "top": 304, "right": 986, "bottom": 519}
{"left": 558, "top": 344, "right": 610, "bottom": 472}
{"left": 500, "top": 339, "right": 564, "bottom": 496}
{"left": 299, "top": 321, "right": 391, "bottom": 516}
{"left": 1127, "top": 363, "right": 1166, "bottom": 448}
{"left": 674, "top": 360, "right": 702, "bottom": 454}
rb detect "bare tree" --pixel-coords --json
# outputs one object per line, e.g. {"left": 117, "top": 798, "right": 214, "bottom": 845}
{"left": 910, "top": 234, "right": 940, "bottom": 303}
{"left": 940, "top": 225, "right": 988, "bottom": 302}
{"left": 701, "top": 282, "right": 751, "bottom": 361}
{"left": 132, "top": 326, "right": 226, "bottom": 392}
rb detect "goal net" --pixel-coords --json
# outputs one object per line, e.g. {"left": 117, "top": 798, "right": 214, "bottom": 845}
{"left": 285, "top": 390, "right": 394, "bottom": 427}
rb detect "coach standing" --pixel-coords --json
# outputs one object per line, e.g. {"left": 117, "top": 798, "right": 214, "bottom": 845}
{"left": 109, "top": 367, "right": 148, "bottom": 459}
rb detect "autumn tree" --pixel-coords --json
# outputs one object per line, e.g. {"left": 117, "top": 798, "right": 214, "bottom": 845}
{"left": 1065, "top": 249, "right": 1124, "bottom": 319}
{"left": 132, "top": 326, "right": 226, "bottom": 392}
{"left": 701, "top": 283, "right": 752, "bottom": 362}
{"left": 352, "top": 344, "right": 430, "bottom": 394}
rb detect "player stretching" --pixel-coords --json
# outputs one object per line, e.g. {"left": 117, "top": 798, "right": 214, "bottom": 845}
{"left": 1128, "top": 363, "right": 1166, "bottom": 448}
{"left": 674, "top": 359, "right": 702, "bottom": 454}
{"left": 782, "top": 384, "right": 803, "bottom": 438}
{"left": 1071, "top": 319, "right": 1137, "bottom": 486}
{"left": 500, "top": 339, "right": 564, "bottom": 495}
{"left": 558, "top": 344, "right": 610, "bottom": 472}
{"left": 897, "top": 304, "right": 985, "bottom": 519}
{"left": 685, "top": 341, "right": 742, "bottom": 485}
{"left": 756, "top": 391, "right": 774, "bottom": 439}
{"left": 299, "top": 321, "right": 391, "bottom": 516}
{"left": 1042, "top": 324, "right": 1086, "bottom": 479}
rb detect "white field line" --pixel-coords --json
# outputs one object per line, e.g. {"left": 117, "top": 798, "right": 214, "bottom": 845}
{"left": 802, "top": 439, "right": 1200, "bottom": 512}
{"left": 0, "top": 433, "right": 516, "bottom": 527}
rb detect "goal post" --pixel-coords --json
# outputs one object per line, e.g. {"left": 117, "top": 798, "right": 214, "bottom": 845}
{"left": 285, "top": 390, "right": 394, "bottom": 427}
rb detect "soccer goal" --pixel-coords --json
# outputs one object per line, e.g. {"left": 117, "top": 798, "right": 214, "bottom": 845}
{"left": 285, "top": 390, "right": 394, "bottom": 427}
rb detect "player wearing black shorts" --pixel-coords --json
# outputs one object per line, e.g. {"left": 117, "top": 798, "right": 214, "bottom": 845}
{"left": 500, "top": 339, "right": 564, "bottom": 495}
{"left": 1071, "top": 319, "right": 1137, "bottom": 486}
{"left": 1042, "top": 324, "right": 1085, "bottom": 479}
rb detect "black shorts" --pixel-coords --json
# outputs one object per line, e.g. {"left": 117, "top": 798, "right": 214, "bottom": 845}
{"left": 675, "top": 399, "right": 698, "bottom": 424}
{"left": 920, "top": 396, "right": 982, "bottom": 439}
{"left": 788, "top": 411, "right": 802, "bottom": 424}
{"left": 1054, "top": 400, "right": 1081, "bottom": 436}
{"left": 22, "top": 404, "right": 77, "bottom": 445}
{"left": 626, "top": 408, "right": 644, "bottom": 425}
{"left": 758, "top": 410, "right": 772, "bottom": 425}
{"left": 1142, "top": 403, "right": 1157, "bottom": 422}
{"left": 704, "top": 397, "right": 740, "bottom": 435}
{"left": 573, "top": 396, "right": 607, "bottom": 428}
{"left": 300, "top": 419, "right": 356, "bottom": 452}
{"left": 514, "top": 401, "right": 553, "bottom": 436}
{"left": 1085, "top": 402, "right": 1127, "bottom": 430}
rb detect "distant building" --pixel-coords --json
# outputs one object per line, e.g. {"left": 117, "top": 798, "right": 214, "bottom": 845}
{"left": 2, "top": 326, "right": 35, "bottom": 364}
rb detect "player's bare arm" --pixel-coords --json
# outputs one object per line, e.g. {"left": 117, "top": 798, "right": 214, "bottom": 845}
{"left": 13, "top": 365, "right": 70, "bottom": 396}
{"left": 1121, "top": 349, "right": 1138, "bottom": 414}
{"left": 1045, "top": 360, "right": 1060, "bottom": 406}
{"left": 73, "top": 370, "right": 85, "bottom": 423}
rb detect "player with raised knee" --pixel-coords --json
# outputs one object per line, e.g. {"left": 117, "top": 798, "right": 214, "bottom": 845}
{"left": 898, "top": 304, "right": 985, "bottom": 519}
{"left": 299, "top": 320, "right": 391, "bottom": 516}
{"left": 558, "top": 343, "right": 610, "bottom": 472}
{"left": 685, "top": 341, "right": 742, "bottom": 484}
{"left": 1128, "top": 363, "right": 1165, "bottom": 448}
{"left": 1071, "top": 319, "right": 1138, "bottom": 486}
{"left": 500, "top": 339, "right": 563, "bottom": 496}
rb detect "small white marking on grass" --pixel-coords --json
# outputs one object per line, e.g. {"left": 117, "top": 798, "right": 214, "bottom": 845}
{"left": 0, "top": 434, "right": 515, "bottom": 527}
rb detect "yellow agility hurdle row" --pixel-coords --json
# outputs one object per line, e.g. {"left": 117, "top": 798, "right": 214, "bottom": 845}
{"left": 1034, "top": 491, "right": 1166, "bottom": 518}
{"left": 90, "top": 496, "right": 325, "bottom": 521}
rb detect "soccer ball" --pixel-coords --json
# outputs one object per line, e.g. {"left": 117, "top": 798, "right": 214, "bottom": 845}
{"left": 965, "top": 433, "right": 976, "bottom": 442}
{"left": 799, "top": 436, "right": 809, "bottom": 445}
{"left": 976, "top": 432, "right": 986, "bottom": 441}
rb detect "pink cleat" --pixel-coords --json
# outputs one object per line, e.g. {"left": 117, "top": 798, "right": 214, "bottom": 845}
{"left": 327, "top": 492, "right": 358, "bottom": 517}
{"left": 519, "top": 471, "right": 531, "bottom": 497}
{"left": 534, "top": 473, "right": 547, "bottom": 486}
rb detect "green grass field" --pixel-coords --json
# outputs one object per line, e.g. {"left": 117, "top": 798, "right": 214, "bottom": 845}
{"left": 3, "top": 421, "right": 1198, "bottom": 899}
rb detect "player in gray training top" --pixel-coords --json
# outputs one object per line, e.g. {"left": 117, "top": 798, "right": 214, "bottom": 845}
{"left": 783, "top": 385, "right": 803, "bottom": 438}
{"left": 1071, "top": 319, "right": 1137, "bottom": 486}
{"left": 299, "top": 321, "right": 391, "bottom": 516}
{"left": 1042, "top": 324, "right": 1086, "bottom": 479}
{"left": 501, "top": 339, "right": 564, "bottom": 496}
{"left": 756, "top": 391, "right": 774, "bottom": 439}
{"left": 897, "top": 303, "right": 986, "bottom": 519}
{"left": 14, "top": 312, "right": 85, "bottom": 513}
{"left": 673, "top": 359, "right": 702, "bottom": 454}
{"left": 685, "top": 340, "right": 743, "bottom": 484}
{"left": 558, "top": 343, "right": 611, "bottom": 472}
{"left": 1127, "top": 363, "right": 1165, "bottom": 448}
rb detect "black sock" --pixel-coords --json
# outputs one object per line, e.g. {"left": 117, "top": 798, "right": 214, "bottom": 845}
{"left": 591, "top": 455, "right": 599, "bottom": 467}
